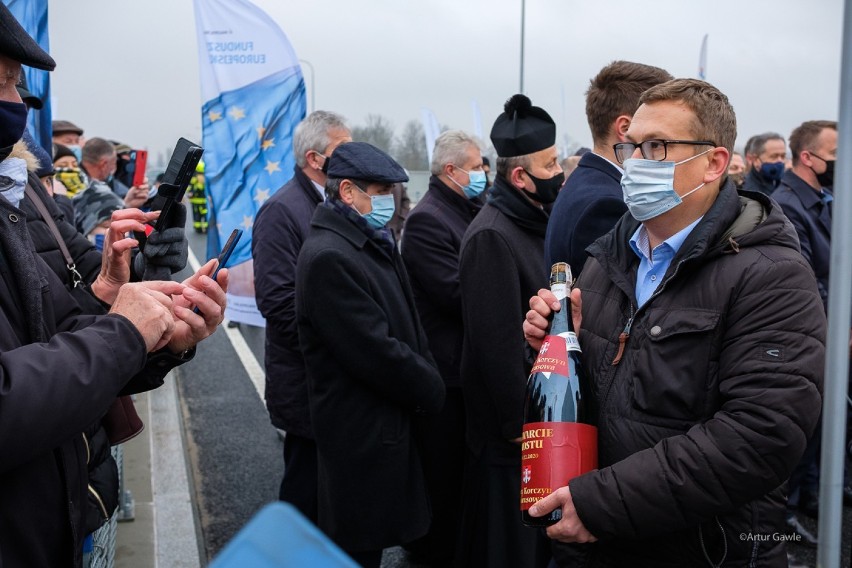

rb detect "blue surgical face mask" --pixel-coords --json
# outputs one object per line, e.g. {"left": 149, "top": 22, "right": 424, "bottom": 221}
{"left": 758, "top": 161, "right": 785, "bottom": 182}
{"left": 66, "top": 144, "right": 83, "bottom": 163}
{"left": 0, "top": 157, "right": 28, "bottom": 208}
{"left": 449, "top": 166, "right": 487, "bottom": 199}
{"left": 621, "top": 149, "right": 711, "bottom": 221}
{"left": 356, "top": 186, "right": 395, "bottom": 229}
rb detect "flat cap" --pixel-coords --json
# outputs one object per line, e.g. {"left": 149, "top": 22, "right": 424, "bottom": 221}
{"left": 327, "top": 142, "right": 408, "bottom": 184}
{"left": 490, "top": 94, "right": 556, "bottom": 158}
{"left": 0, "top": 3, "right": 55, "bottom": 71}
{"left": 15, "top": 84, "right": 42, "bottom": 109}
{"left": 52, "top": 119, "right": 84, "bottom": 136}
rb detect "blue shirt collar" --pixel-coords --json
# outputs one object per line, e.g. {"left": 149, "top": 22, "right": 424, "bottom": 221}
{"left": 630, "top": 216, "right": 703, "bottom": 264}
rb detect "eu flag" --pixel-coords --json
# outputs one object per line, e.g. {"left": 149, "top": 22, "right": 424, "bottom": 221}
{"left": 194, "top": 0, "right": 306, "bottom": 325}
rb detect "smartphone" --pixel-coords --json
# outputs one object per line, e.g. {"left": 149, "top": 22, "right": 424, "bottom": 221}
{"left": 151, "top": 138, "right": 204, "bottom": 233}
{"left": 193, "top": 228, "right": 242, "bottom": 314}
{"left": 211, "top": 228, "right": 243, "bottom": 281}
{"left": 130, "top": 149, "right": 148, "bottom": 187}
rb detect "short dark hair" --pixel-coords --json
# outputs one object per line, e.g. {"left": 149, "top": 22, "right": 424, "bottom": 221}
{"left": 585, "top": 61, "right": 673, "bottom": 144}
{"left": 744, "top": 132, "right": 784, "bottom": 160}
{"left": 789, "top": 120, "right": 837, "bottom": 166}
{"left": 640, "top": 78, "right": 737, "bottom": 155}
{"left": 81, "top": 137, "right": 115, "bottom": 164}
{"left": 324, "top": 176, "right": 369, "bottom": 201}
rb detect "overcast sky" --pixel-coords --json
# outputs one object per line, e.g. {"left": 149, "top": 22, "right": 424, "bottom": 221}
{"left": 48, "top": 0, "right": 846, "bottom": 167}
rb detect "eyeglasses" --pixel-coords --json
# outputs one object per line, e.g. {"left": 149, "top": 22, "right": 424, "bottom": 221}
{"left": 613, "top": 139, "right": 717, "bottom": 164}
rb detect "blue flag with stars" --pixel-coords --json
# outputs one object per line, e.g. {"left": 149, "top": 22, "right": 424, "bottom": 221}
{"left": 4, "top": 0, "right": 52, "bottom": 153}
{"left": 194, "top": 0, "right": 306, "bottom": 325}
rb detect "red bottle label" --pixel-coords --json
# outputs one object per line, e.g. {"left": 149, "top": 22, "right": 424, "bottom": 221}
{"left": 530, "top": 335, "right": 570, "bottom": 375}
{"left": 520, "top": 421, "right": 598, "bottom": 511}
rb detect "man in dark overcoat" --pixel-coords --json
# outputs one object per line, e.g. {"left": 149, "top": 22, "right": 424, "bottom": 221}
{"left": 457, "top": 94, "right": 563, "bottom": 568}
{"left": 400, "top": 129, "right": 484, "bottom": 564}
{"left": 295, "top": 142, "right": 445, "bottom": 568}
{"left": 252, "top": 110, "right": 351, "bottom": 521}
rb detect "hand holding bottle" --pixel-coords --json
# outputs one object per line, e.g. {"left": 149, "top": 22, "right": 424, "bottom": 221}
{"left": 528, "top": 486, "right": 597, "bottom": 543}
{"left": 524, "top": 287, "right": 583, "bottom": 352}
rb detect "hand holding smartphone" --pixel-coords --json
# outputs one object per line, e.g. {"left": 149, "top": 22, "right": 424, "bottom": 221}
{"left": 193, "top": 228, "right": 242, "bottom": 314}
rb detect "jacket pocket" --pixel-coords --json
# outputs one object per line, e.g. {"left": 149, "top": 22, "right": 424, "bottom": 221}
{"left": 630, "top": 308, "right": 720, "bottom": 422}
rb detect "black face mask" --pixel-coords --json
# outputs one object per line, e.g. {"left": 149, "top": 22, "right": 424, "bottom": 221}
{"left": 319, "top": 152, "right": 330, "bottom": 175}
{"left": 522, "top": 169, "right": 565, "bottom": 204}
{"left": 0, "top": 100, "right": 28, "bottom": 161}
{"left": 813, "top": 157, "right": 835, "bottom": 188}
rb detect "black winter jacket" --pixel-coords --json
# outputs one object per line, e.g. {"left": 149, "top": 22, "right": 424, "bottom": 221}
{"left": 567, "top": 184, "right": 825, "bottom": 567}
{"left": 296, "top": 203, "right": 445, "bottom": 552}
{"left": 0, "top": 193, "right": 189, "bottom": 567}
{"left": 253, "top": 167, "right": 322, "bottom": 435}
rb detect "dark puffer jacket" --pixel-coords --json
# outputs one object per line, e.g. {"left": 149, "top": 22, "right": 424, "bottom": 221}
{"left": 567, "top": 184, "right": 824, "bottom": 567}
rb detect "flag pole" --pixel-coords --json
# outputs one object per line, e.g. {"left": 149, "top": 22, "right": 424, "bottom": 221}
{"left": 817, "top": 0, "right": 852, "bottom": 566}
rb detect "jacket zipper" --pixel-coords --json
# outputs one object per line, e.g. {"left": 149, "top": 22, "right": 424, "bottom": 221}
{"left": 81, "top": 432, "right": 90, "bottom": 464}
{"left": 611, "top": 315, "right": 634, "bottom": 366}
{"left": 88, "top": 484, "right": 111, "bottom": 521}
{"left": 600, "top": 256, "right": 689, "bottom": 409}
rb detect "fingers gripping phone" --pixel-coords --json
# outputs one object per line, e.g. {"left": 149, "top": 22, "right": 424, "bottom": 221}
{"left": 193, "top": 228, "right": 242, "bottom": 315}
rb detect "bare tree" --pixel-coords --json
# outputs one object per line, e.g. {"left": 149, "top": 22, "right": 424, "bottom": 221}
{"left": 394, "top": 120, "right": 428, "bottom": 171}
{"left": 351, "top": 114, "right": 395, "bottom": 154}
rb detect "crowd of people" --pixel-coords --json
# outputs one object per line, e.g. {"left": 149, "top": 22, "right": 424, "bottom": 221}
{"left": 2, "top": 2, "right": 850, "bottom": 567}
{"left": 0, "top": 6, "right": 229, "bottom": 566}
{"left": 253, "top": 59, "right": 849, "bottom": 568}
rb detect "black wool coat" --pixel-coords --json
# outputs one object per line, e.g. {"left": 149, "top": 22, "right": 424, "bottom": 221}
{"left": 253, "top": 166, "right": 323, "bottom": 434}
{"left": 401, "top": 176, "right": 481, "bottom": 388}
{"left": 459, "top": 177, "right": 549, "bottom": 459}
{"left": 568, "top": 184, "right": 824, "bottom": 567}
{"left": 296, "top": 203, "right": 445, "bottom": 552}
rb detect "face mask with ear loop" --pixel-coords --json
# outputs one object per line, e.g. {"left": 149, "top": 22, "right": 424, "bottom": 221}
{"left": 621, "top": 148, "right": 713, "bottom": 221}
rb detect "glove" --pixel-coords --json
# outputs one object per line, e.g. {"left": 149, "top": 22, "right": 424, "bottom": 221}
{"left": 134, "top": 203, "right": 189, "bottom": 281}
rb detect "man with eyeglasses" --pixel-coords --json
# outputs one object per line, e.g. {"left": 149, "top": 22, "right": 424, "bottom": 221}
{"left": 523, "top": 79, "right": 824, "bottom": 566}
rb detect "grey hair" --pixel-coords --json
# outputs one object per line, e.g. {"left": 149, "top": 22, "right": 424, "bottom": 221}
{"left": 294, "top": 110, "right": 349, "bottom": 168}
{"left": 495, "top": 155, "right": 531, "bottom": 179}
{"left": 744, "top": 132, "right": 784, "bottom": 159}
{"left": 430, "top": 130, "right": 480, "bottom": 175}
{"left": 81, "top": 137, "right": 116, "bottom": 164}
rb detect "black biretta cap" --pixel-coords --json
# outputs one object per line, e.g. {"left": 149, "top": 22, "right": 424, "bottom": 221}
{"left": 0, "top": 3, "right": 56, "bottom": 71}
{"left": 490, "top": 94, "right": 556, "bottom": 158}
{"left": 327, "top": 142, "right": 408, "bottom": 183}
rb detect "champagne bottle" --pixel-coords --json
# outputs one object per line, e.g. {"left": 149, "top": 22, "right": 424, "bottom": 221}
{"left": 520, "top": 262, "right": 597, "bottom": 526}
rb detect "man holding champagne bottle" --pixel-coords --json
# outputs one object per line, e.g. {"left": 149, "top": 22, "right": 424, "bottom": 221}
{"left": 523, "top": 79, "right": 825, "bottom": 566}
